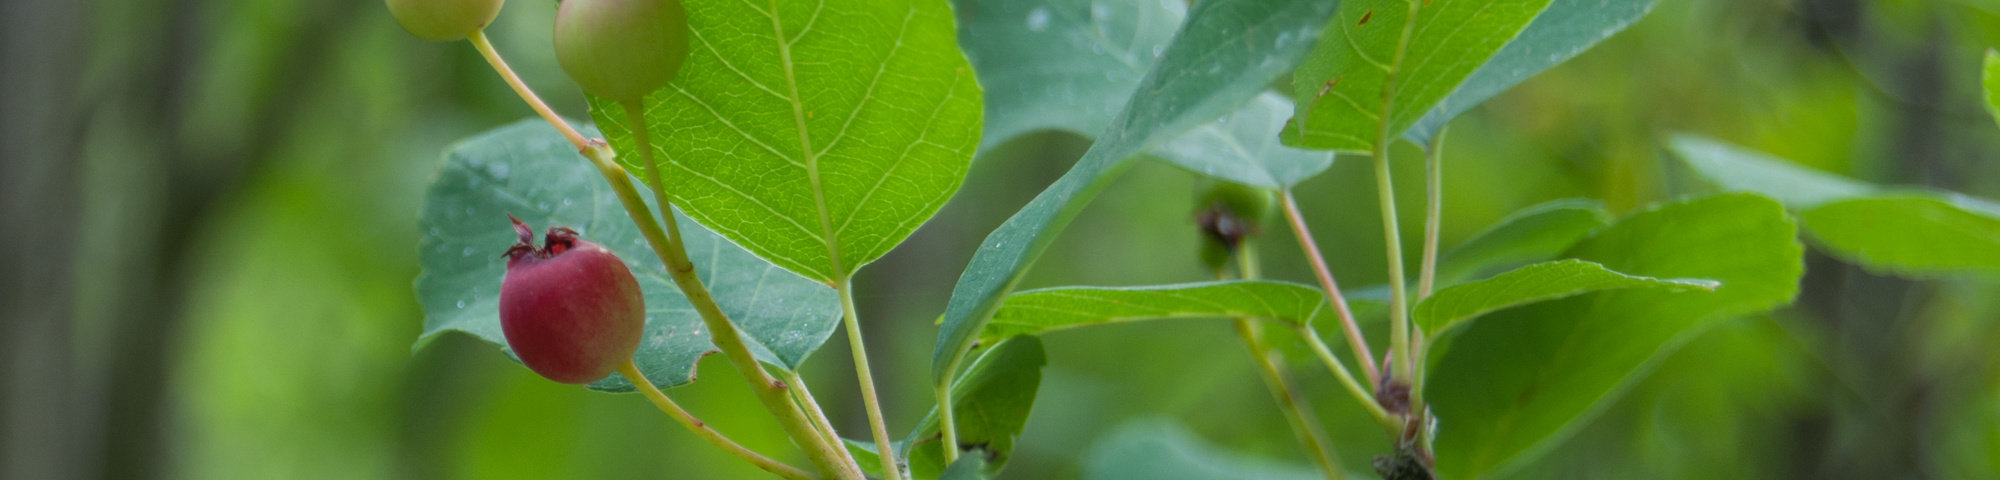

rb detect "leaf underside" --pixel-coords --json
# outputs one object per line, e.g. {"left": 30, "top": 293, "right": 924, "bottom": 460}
{"left": 932, "top": 0, "right": 1338, "bottom": 384}
{"left": 1671, "top": 134, "right": 2000, "bottom": 277}
{"left": 952, "top": 0, "right": 1185, "bottom": 150}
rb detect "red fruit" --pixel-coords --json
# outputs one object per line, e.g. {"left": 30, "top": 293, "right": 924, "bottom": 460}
{"left": 499, "top": 215, "right": 646, "bottom": 384}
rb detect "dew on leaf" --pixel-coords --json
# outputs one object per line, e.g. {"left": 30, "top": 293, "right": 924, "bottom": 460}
{"left": 1026, "top": 7, "right": 1050, "bottom": 31}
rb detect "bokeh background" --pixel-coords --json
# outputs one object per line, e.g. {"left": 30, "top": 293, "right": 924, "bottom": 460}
{"left": 7, "top": 0, "right": 2000, "bottom": 478}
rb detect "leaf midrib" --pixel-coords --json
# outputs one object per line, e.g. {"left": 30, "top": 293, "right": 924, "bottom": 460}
{"left": 765, "top": 0, "right": 926, "bottom": 282}
{"left": 763, "top": 0, "right": 847, "bottom": 282}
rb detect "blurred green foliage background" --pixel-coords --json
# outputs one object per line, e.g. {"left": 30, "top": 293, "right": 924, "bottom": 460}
{"left": 6, "top": 0, "right": 2000, "bottom": 478}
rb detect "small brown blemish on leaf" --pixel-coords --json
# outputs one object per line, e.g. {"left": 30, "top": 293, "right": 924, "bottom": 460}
{"left": 1359, "top": 10, "right": 1373, "bottom": 25}
{"left": 1316, "top": 76, "right": 1344, "bottom": 99}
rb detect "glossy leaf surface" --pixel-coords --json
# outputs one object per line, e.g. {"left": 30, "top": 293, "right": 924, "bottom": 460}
{"left": 591, "top": 0, "right": 982, "bottom": 282}
{"left": 1285, "top": 0, "right": 1556, "bottom": 152}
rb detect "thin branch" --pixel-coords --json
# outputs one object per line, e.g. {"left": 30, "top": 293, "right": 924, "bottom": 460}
{"left": 466, "top": 30, "right": 862, "bottom": 479}
{"left": 1299, "top": 325, "right": 1398, "bottom": 433}
{"left": 1417, "top": 128, "right": 1447, "bottom": 301}
{"left": 1231, "top": 245, "right": 1345, "bottom": 480}
{"left": 1281, "top": 191, "right": 1379, "bottom": 387}
{"left": 467, "top": 30, "right": 588, "bottom": 151}
{"left": 619, "top": 361, "right": 818, "bottom": 480}
{"left": 836, "top": 281, "right": 905, "bottom": 480}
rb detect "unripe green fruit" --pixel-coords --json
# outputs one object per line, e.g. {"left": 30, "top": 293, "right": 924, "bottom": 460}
{"left": 386, "top": 0, "right": 504, "bottom": 41}
{"left": 554, "top": 0, "right": 691, "bottom": 103}
{"left": 1198, "top": 181, "right": 1276, "bottom": 224}
{"left": 1193, "top": 181, "right": 1274, "bottom": 272}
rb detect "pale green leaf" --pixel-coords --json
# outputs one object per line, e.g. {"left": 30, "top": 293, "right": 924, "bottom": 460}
{"left": 414, "top": 120, "right": 839, "bottom": 391}
{"left": 1080, "top": 419, "right": 1326, "bottom": 480}
{"left": 933, "top": 0, "right": 1338, "bottom": 384}
{"left": 591, "top": 0, "right": 982, "bottom": 283}
{"left": 1428, "top": 194, "right": 1803, "bottom": 479}
{"left": 953, "top": 0, "right": 1185, "bottom": 149}
{"left": 981, "top": 280, "right": 1330, "bottom": 343}
{"left": 1801, "top": 195, "right": 2000, "bottom": 276}
{"left": 1153, "top": 92, "right": 1337, "bottom": 189}
{"left": 1667, "top": 134, "right": 1873, "bottom": 208}
{"left": 1416, "top": 259, "right": 1718, "bottom": 335}
{"left": 1404, "top": 0, "right": 1658, "bottom": 144}
{"left": 1285, "top": 0, "right": 1557, "bottom": 152}
{"left": 1435, "top": 198, "right": 1611, "bottom": 285}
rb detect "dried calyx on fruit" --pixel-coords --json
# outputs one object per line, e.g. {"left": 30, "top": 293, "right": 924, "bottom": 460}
{"left": 386, "top": 0, "right": 505, "bottom": 42}
{"left": 554, "top": 0, "right": 692, "bottom": 103}
{"left": 1195, "top": 181, "right": 1276, "bottom": 271}
{"left": 499, "top": 215, "right": 647, "bottom": 385}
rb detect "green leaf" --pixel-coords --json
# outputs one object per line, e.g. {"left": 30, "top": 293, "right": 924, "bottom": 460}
{"left": 1403, "top": 0, "right": 1659, "bottom": 144}
{"left": 840, "top": 438, "right": 899, "bottom": 480}
{"left": 590, "top": 0, "right": 982, "bottom": 283}
{"left": 933, "top": 0, "right": 1338, "bottom": 384}
{"left": 937, "top": 454, "right": 993, "bottom": 480}
{"left": 1800, "top": 195, "right": 2000, "bottom": 276}
{"left": 952, "top": 0, "right": 1186, "bottom": 148}
{"left": 1153, "top": 93, "right": 1337, "bottom": 189}
{"left": 981, "top": 280, "right": 1330, "bottom": 343}
{"left": 1671, "top": 134, "right": 2000, "bottom": 277}
{"left": 953, "top": 0, "right": 1332, "bottom": 188}
{"left": 1435, "top": 198, "right": 1611, "bottom": 285}
{"left": 414, "top": 120, "right": 839, "bottom": 391}
{"left": 1984, "top": 49, "right": 2000, "bottom": 131}
{"left": 1427, "top": 193, "right": 1803, "bottom": 479}
{"left": 1416, "top": 259, "right": 1719, "bottom": 335}
{"left": 901, "top": 336, "right": 1048, "bottom": 479}
{"left": 1668, "top": 134, "right": 1873, "bottom": 208}
{"left": 1080, "top": 419, "right": 1325, "bottom": 480}
{"left": 1284, "top": 0, "right": 1557, "bottom": 152}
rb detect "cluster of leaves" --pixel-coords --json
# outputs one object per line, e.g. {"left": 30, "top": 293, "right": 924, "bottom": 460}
{"left": 410, "top": 0, "right": 2000, "bottom": 479}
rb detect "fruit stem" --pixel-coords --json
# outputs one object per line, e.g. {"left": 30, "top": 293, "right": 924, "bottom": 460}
{"left": 1298, "top": 323, "right": 1399, "bottom": 433}
{"left": 1228, "top": 245, "right": 1346, "bottom": 480}
{"left": 1416, "top": 129, "right": 1448, "bottom": 302}
{"left": 1410, "top": 128, "right": 1447, "bottom": 436}
{"left": 618, "top": 361, "right": 818, "bottom": 480}
{"left": 1281, "top": 191, "right": 1378, "bottom": 387}
{"left": 466, "top": 29, "right": 590, "bottom": 152}
{"left": 782, "top": 370, "right": 857, "bottom": 466}
{"left": 621, "top": 101, "right": 672, "bottom": 221}
{"left": 584, "top": 145, "right": 864, "bottom": 480}
{"left": 936, "top": 381, "right": 959, "bottom": 465}
{"left": 1375, "top": 0, "right": 1425, "bottom": 387}
{"left": 468, "top": 27, "right": 861, "bottom": 480}
{"left": 836, "top": 281, "right": 905, "bottom": 480}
